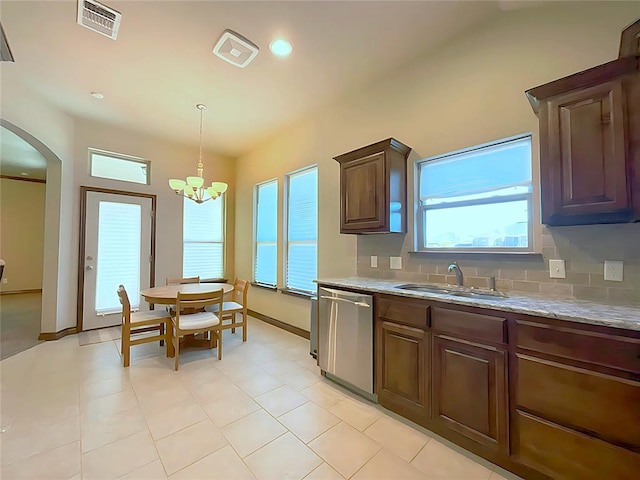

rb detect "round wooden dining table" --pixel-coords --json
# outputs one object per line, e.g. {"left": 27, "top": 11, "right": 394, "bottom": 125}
{"left": 140, "top": 283, "right": 233, "bottom": 305}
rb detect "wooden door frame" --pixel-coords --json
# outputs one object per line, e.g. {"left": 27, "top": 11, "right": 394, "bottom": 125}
{"left": 77, "top": 186, "right": 157, "bottom": 332}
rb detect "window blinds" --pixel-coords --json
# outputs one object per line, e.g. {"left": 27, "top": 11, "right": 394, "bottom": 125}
{"left": 286, "top": 167, "right": 318, "bottom": 293}
{"left": 95, "top": 201, "right": 141, "bottom": 314}
{"left": 183, "top": 196, "right": 224, "bottom": 279}
{"left": 254, "top": 180, "right": 278, "bottom": 286}
{"left": 419, "top": 137, "right": 532, "bottom": 201}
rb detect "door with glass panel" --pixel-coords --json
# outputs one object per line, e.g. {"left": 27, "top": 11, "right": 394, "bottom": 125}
{"left": 82, "top": 191, "right": 152, "bottom": 330}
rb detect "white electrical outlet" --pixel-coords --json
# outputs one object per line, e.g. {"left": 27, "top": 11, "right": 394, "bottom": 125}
{"left": 370, "top": 256, "right": 378, "bottom": 268}
{"left": 604, "top": 260, "right": 623, "bottom": 281}
{"left": 1, "top": 278, "right": 7, "bottom": 284}
{"left": 390, "top": 256, "right": 402, "bottom": 270}
{"left": 549, "top": 259, "right": 566, "bottom": 279}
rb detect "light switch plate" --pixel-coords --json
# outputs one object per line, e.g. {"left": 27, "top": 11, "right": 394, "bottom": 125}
{"left": 370, "top": 256, "right": 378, "bottom": 268}
{"left": 390, "top": 256, "right": 402, "bottom": 270}
{"left": 549, "top": 259, "right": 566, "bottom": 279}
{"left": 604, "top": 260, "right": 623, "bottom": 281}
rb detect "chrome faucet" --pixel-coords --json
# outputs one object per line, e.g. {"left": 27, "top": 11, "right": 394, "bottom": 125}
{"left": 447, "top": 261, "right": 464, "bottom": 287}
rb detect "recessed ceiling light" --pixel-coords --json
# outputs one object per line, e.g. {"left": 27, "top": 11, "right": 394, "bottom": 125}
{"left": 269, "top": 39, "right": 292, "bottom": 57}
{"left": 90, "top": 92, "right": 104, "bottom": 99}
{"left": 21, "top": 172, "right": 28, "bottom": 176}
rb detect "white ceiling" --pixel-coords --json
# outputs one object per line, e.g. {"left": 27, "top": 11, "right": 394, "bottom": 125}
{"left": 0, "top": 125, "right": 47, "bottom": 180}
{"left": 1, "top": 1, "right": 526, "bottom": 159}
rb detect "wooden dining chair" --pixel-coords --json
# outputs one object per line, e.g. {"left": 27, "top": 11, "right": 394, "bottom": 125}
{"left": 206, "top": 278, "right": 249, "bottom": 342}
{"left": 166, "top": 275, "right": 200, "bottom": 285}
{"left": 171, "top": 288, "right": 224, "bottom": 370}
{"left": 164, "top": 275, "right": 202, "bottom": 319}
{"left": 117, "top": 285, "right": 174, "bottom": 367}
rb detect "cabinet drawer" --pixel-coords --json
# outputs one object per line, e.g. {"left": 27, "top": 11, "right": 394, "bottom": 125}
{"left": 377, "top": 297, "right": 429, "bottom": 329}
{"left": 432, "top": 307, "right": 506, "bottom": 344}
{"left": 513, "top": 410, "right": 640, "bottom": 480}
{"left": 517, "top": 354, "right": 640, "bottom": 449}
{"left": 515, "top": 320, "right": 640, "bottom": 373}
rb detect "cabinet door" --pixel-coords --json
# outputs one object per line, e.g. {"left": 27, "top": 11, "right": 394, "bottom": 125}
{"left": 513, "top": 410, "right": 640, "bottom": 480}
{"left": 516, "top": 354, "right": 640, "bottom": 449}
{"left": 376, "top": 319, "right": 430, "bottom": 426}
{"left": 433, "top": 335, "right": 508, "bottom": 453}
{"left": 543, "top": 81, "right": 630, "bottom": 225}
{"left": 341, "top": 153, "right": 387, "bottom": 232}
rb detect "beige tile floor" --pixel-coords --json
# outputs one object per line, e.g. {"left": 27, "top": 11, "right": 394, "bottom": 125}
{"left": 0, "top": 317, "right": 524, "bottom": 480}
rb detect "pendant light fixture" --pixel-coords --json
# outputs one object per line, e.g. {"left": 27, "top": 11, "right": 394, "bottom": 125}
{"left": 168, "top": 104, "right": 228, "bottom": 203}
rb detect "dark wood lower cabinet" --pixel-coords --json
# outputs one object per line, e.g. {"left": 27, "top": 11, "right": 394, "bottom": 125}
{"left": 516, "top": 354, "right": 640, "bottom": 449}
{"left": 513, "top": 410, "right": 640, "bottom": 480}
{"left": 433, "top": 335, "right": 508, "bottom": 453}
{"left": 369, "top": 292, "right": 640, "bottom": 480}
{"left": 376, "top": 319, "right": 430, "bottom": 425}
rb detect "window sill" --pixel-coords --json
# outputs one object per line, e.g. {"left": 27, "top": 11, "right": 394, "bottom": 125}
{"left": 409, "top": 251, "right": 543, "bottom": 261}
{"left": 251, "top": 282, "right": 277, "bottom": 291}
{"left": 279, "top": 288, "right": 315, "bottom": 299}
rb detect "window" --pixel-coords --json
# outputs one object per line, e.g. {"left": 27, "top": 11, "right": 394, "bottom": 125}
{"left": 417, "top": 135, "right": 532, "bottom": 252}
{"left": 183, "top": 196, "right": 224, "bottom": 279}
{"left": 254, "top": 180, "right": 278, "bottom": 287}
{"left": 285, "top": 166, "right": 318, "bottom": 293}
{"left": 89, "top": 148, "right": 150, "bottom": 185}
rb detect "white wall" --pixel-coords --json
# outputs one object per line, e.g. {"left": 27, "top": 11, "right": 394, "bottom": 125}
{"left": 1, "top": 78, "right": 75, "bottom": 334}
{"left": 234, "top": 1, "right": 640, "bottom": 330}
{"left": 71, "top": 119, "right": 236, "bottom": 293}
{"left": 0, "top": 178, "right": 46, "bottom": 292}
{"left": 1, "top": 80, "right": 236, "bottom": 334}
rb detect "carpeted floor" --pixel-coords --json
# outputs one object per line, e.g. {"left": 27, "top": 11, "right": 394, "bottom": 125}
{"left": 0, "top": 292, "right": 43, "bottom": 360}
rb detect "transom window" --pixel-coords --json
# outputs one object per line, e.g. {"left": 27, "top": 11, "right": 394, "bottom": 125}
{"left": 417, "top": 135, "right": 533, "bottom": 252}
{"left": 89, "top": 148, "right": 150, "bottom": 185}
{"left": 253, "top": 179, "right": 278, "bottom": 287}
{"left": 285, "top": 166, "right": 318, "bottom": 294}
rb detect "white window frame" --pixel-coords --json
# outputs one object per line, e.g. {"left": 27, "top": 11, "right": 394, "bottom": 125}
{"left": 182, "top": 195, "right": 226, "bottom": 281}
{"left": 89, "top": 148, "right": 151, "bottom": 185}
{"left": 284, "top": 165, "right": 318, "bottom": 295}
{"left": 253, "top": 178, "right": 278, "bottom": 288}
{"left": 416, "top": 134, "right": 533, "bottom": 253}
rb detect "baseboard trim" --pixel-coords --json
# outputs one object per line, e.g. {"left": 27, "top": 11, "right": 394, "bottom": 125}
{"left": 248, "top": 309, "right": 310, "bottom": 340}
{"left": 0, "top": 288, "right": 42, "bottom": 295}
{"left": 38, "top": 326, "right": 78, "bottom": 341}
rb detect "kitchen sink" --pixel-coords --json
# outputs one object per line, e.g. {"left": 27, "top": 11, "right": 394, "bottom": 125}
{"left": 394, "top": 283, "right": 508, "bottom": 300}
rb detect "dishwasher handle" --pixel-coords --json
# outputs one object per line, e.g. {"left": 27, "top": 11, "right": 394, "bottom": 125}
{"left": 320, "top": 295, "right": 371, "bottom": 308}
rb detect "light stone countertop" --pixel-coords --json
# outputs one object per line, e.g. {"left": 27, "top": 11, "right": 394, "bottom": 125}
{"left": 315, "top": 277, "right": 640, "bottom": 332}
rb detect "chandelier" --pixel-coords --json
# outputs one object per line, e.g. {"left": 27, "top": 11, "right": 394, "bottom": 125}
{"left": 168, "top": 104, "right": 228, "bottom": 203}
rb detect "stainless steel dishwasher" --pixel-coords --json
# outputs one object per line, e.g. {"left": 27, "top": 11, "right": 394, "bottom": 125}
{"left": 318, "top": 286, "right": 376, "bottom": 401}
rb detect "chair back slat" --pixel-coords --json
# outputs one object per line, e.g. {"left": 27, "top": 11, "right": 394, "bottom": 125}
{"left": 232, "top": 278, "right": 249, "bottom": 306}
{"left": 166, "top": 276, "right": 200, "bottom": 286}
{"left": 176, "top": 289, "right": 224, "bottom": 314}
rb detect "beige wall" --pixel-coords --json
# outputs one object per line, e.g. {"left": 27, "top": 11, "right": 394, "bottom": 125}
{"left": 0, "top": 178, "right": 46, "bottom": 292}
{"left": 235, "top": 1, "right": 640, "bottom": 329}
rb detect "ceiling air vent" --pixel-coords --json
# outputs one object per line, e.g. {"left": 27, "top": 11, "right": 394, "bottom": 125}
{"left": 76, "top": 0, "right": 122, "bottom": 40}
{"left": 212, "top": 29, "right": 259, "bottom": 68}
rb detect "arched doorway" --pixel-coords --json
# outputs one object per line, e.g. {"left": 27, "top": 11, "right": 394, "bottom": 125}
{"left": 0, "top": 119, "right": 64, "bottom": 354}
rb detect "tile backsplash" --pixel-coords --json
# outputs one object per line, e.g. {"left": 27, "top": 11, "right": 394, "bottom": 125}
{"left": 356, "top": 224, "right": 640, "bottom": 305}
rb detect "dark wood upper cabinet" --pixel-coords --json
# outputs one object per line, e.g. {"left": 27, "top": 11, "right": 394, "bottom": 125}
{"left": 526, "top": 53, "right": 640, "bottom": 226}
{"left": 619, "top": 19, "right": 640, "bottom": 58}
{"left": 333, "top": 138, "right": 411, "bottom": 234}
